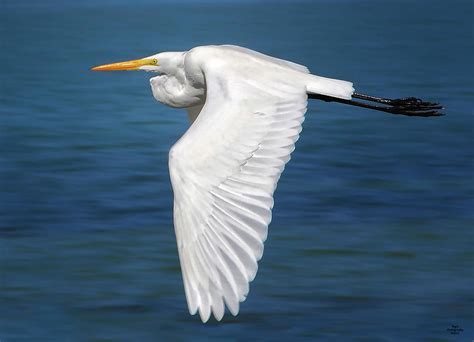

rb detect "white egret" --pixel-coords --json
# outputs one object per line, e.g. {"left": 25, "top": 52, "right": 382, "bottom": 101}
{"left": 92, "top": 45, "right": 442, "bottom": 322}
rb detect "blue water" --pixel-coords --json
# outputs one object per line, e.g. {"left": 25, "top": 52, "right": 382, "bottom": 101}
{"left": 1, "top": 0, "right": 473, "bottom": 340}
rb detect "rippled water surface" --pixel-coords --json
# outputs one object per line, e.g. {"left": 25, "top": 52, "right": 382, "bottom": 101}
{"left": 1, "top": 0, "right": 473, "bottom": 340}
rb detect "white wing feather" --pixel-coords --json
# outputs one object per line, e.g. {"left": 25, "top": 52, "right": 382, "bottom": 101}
{"left": 220, "top": 44, "right": 310, "bottom": 74}
{"left": 168, "top": 51, "right": 308, "bottom": 322}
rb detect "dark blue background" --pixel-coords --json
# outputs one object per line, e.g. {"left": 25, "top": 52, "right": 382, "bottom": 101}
{"left": 1, "top": 0, "right": 472, "bottom": 340}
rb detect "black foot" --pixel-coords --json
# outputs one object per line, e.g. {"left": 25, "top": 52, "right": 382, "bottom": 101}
{"left": 308, "top": 93, "right": 444, "bottom": 117}
{"left": 352, "top": 93, "right": 444, "bottom": 117}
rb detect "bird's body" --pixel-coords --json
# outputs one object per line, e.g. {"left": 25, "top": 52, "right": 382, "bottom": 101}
{"left": 92, "top": 44, "right": 442, "bottom": 323}
{"left": 148, "top": 45, "right": 353, "bottom": 110}
{"left": 152, "top": 45, "right": 355, "bottom": 322}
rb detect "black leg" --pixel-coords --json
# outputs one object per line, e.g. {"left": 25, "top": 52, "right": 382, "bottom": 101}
{"left": 309, "top": 92, "right": 444, "bottom": 117}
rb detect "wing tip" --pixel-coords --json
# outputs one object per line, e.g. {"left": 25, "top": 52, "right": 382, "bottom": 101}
{"left": 198, "top": 305, "right": 211, "bottom": 323}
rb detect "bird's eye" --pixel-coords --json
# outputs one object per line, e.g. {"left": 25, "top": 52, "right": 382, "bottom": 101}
{"left": 152, "top": 59, "right": 158, "bottom": 65}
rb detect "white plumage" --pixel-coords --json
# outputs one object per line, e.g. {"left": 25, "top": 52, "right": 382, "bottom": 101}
{"left": 168, "top": 46, "right": 353, "bottom": 322}
{"left": 92, "top": 45, "right": 354, "bottom": 322}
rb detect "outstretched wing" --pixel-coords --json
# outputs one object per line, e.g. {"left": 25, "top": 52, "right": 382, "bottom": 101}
{"left": 168, "top": 57, "right": 308, "bottom": 322}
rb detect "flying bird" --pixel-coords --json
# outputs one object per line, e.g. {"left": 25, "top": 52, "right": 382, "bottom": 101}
{"left": 91, "top": 45, "right": 442, "bottom": 322}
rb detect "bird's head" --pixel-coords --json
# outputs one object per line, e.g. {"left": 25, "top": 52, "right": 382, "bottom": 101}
{"left": 91, "top": 52, "right": 183, "bottom": 74}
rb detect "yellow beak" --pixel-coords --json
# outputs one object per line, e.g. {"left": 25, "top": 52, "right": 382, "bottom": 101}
{"left": 91, "top": 58, "right": 158, "bottom": 71}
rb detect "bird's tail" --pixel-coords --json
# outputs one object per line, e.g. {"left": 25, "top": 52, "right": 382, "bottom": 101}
{"left": 306, "top": 74, "right": 354, "bottom": 100}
